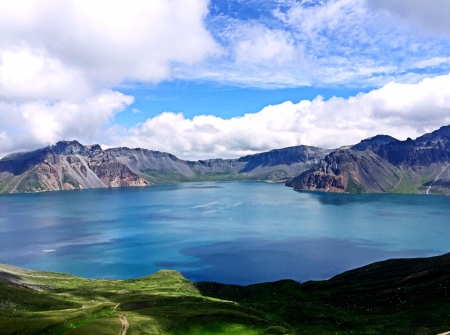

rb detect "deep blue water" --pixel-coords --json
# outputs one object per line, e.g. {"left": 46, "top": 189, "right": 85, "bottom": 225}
{"left": 0, "top": 181, "right": 449, "bottom": 285}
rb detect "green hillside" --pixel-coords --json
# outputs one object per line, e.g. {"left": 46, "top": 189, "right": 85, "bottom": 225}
{"left": 1, "top": 253, "right": 450, "bottom": 334}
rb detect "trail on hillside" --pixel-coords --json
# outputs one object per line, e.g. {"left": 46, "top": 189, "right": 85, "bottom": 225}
{"left": 119, "top": 314, "right": 129, "bottom": 335}
{"left": 427, "top": 166, "right": 447, "bottom": 194}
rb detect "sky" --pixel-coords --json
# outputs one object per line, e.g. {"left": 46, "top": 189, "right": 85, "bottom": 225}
{"left": 1, "top": 0, "right": 450, "bottom": 159}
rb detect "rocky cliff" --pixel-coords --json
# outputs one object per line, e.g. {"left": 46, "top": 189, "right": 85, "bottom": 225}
{"left": 0, "top": 141, "right": 328, "bottom": 193}
{"left": 287, "top": 125, "right": 450, "bottom": 195}
{"left": 0, "top": 141, "right": 149, "bottom": 193}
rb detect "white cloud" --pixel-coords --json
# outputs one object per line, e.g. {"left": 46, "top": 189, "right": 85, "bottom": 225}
{"left": 178, "top": 0, "right": 450, "bottom": 88}
{"left": 0, "top": 0, "right": 220, "bottom": 100}
{"left": 0, "top": 0, "right": 220, "bottom": 156}
{"left": 109, "top": 74, "right": 450, "bottom": 160}
{"left": 367, "top": 0, "right": 450, "bottom": 38}
{"left": 415, "top": 57, "right": 450, "bottom": 69}
{"left": 1, "top": 0, "right": 450, "bottom": 160}
{"left": 1, "top": 0, "right": 450, "bottom": 92}
{"left": 0, "top": 49, "right": 90, "bottom": 101}
{"left": 0, "top": 91, "right": 133, "bottom": 156}
{"left": 232, "top": 25, "right": 300, "bottom": 65}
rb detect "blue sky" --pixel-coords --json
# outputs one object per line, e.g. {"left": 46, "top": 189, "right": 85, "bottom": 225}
{"left": 117, "top": 82, "right": 371, "bottom": 122}
{"left": 1, "top": 0, "right": 450, "bottom": 159}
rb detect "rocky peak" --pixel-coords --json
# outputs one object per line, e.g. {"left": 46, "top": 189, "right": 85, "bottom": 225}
{"left": 50, "top": 140, "right": 87, "bottom": 156}
{"left": 352, "top": 135, "right": 399, "bottom": 151}
{"left": 415, "top": 125, "right": 450, "bottom": 144}
{"left": 85, "top": 144, "right": 103, "bottom": 157}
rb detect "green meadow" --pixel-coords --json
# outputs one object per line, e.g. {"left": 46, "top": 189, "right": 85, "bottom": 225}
{"left": 1, "top": 252, "right": 450, "bottom": 335}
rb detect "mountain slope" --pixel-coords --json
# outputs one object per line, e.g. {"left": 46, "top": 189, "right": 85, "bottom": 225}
{"left": 0, "top": 142, "right": 329, "bottom": 193}
{"left": 1, "top": 252, "right": 450, "bottom": 334}
{"left": 287, "top": 125, "right": 450, "bottom": 195}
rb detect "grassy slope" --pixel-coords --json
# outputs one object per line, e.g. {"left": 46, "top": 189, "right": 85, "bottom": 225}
{"left": 1, "top": 253, "right": 450, "bottom": 335}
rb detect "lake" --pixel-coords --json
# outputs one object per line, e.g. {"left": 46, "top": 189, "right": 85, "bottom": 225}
{"left": 0, "top": 181, "right": 449, "bottom": 285}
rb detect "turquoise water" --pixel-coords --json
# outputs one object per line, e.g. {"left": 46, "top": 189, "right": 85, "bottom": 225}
{"left": 0, "top": 181, "right": 449, "bottom": 284}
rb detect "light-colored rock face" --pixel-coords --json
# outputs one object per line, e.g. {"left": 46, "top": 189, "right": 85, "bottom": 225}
{"left": 0, "top": 141, "right": 328, "bottom": 193}
{"left": 0, "top": 143, "right": 150, "bottom": 193}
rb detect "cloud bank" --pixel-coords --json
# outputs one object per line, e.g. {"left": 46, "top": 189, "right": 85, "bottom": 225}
{"left": 109, "top": 74, "right": 450, "bottom": 160}
{"left": 0, "top": 0, "right": 219, "bottom": 101}
{"left": 2, "top": 69, "right": 450, "bottom": 159}
{"left": 0, "top": 0, "right": 450, "bottom": 158}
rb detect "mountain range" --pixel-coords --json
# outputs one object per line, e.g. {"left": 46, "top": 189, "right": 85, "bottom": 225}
{"left": 286, "top": 125, "right": 450, "bottom": 195}
{"left": 0, "top": 141, "right": 328, "bottom": 193}
{"left": 1, "top": 125, "right": 449, "bottom": 195}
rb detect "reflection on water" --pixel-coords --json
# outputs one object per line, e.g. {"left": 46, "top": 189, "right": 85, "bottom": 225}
{"left": 171, "top": 237, "right": 438, "bottom": 285}
{"left": 0, "top": 181, "right": 449, "bottom": 284}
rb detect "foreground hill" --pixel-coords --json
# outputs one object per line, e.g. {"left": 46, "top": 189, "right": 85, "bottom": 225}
{"left": 0, "top": 142, "right": 328, "bottom": 193}
{"left": 1, "top": 253, "right": 450, "bottom": 334}
{"left": 286, "top": 125, "right": 450, "bottom": 195}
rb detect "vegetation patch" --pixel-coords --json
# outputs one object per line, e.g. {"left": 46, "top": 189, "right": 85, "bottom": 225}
{"left": 2, "top": 252, "right": 450, "bottom": 334}
{"left": 63, "top": 174, "right": 80, "bottom": 188}
{"left": 16, "top": 171, "right": 45, "bottom": 193}
{"left": 391, "top": 172, "right": 419, "bottom": 194}
{"left": 346, "top": 176, "right": 367, "bottom": 194}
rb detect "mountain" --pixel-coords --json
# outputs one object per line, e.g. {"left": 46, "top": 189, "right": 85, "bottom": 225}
{"left": 0, "top": 141, "right": 329, "bottom": 193}
{"left": 350, "top": 134, "right": 399, "bottom": 151}
{"left": 287, "top": 125, "right": 450, "bottom": 195}
{"left": 2, "top": 252, "right": 450, "bottom": 334}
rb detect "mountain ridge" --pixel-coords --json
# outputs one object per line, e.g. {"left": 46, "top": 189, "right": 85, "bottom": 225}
{"left": 0, "top": 141, "right": 329, "bottom": 193}
{"left": 3, "top": 124, "right": 450, "bottom": 195}
{"left": 286, "top": 125, "right": 450, "bottom": 195}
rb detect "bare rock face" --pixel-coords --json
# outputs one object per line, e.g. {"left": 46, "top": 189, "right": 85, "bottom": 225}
{"left": 286, "top": 149, "right": 399, "bottom": 193}
{"left": 0, "top": 141, "right": 328, "bottom": 193}
{"left": 287, "top": 170, "right": 347, "bottom": 193}
{"left": 2, "top": 126, "right": 450, "bottom": 195}
{"left": 287, "top": 125, "right": 450, "bottom": 195}
{"left": 0, "top": 141, "right": 149, "bottom": 193}
{"left": 88, "top": 160, "right": 149, "bottom": 187}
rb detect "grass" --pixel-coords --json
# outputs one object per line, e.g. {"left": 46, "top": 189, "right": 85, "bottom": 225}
{"left": 391, "top": 172, "right": 419, "bottom": 194}
{"left": 346, "top": 175, "right": 368, "bottom": 193}
{"left": 15, "top": 167, "right": 45, "bottom": 193}
{"left": 62, "top": 174, "right": 80, "bottom": 188}
{"left": 2, "top": 253, "right": 450, "bottom": 334}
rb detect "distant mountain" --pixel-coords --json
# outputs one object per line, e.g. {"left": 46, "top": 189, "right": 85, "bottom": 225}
{"left": 0, "top": 141, "right": 329, "bottom": 193}
{"left": 286, "top": 125, "right": 450, "bottom": 195}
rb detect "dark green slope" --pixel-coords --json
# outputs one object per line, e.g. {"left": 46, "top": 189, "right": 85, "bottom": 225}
{"left": 1, "top": 253, "right": 450, "bottom": 334}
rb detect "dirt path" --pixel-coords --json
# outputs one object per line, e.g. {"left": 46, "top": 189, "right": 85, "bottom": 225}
{"left": 427, "top": 166, "right": 447, "bottom": 194}
{"left": 437, "top": 332, "right": 450, "bottom": 335}
{"left": 391, "top": 172, "right": 403, "bottom": 192}
{"left": 119, "top": 314, "right": 129, "bottom": 335}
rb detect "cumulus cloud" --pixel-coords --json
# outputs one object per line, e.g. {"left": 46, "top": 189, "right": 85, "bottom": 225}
{"left": 0, "top": 49, "right": 89, "bottom": 102}
{"left": 0, "top": 91, "right": 133, "bottom": 156}
{"left": 109, "top": 74, "right": 450, "bottom": 160}
{"left": 0, "top": 0, "right": 220, "bottom": 100}
{"left": 1, "top": 0, "right": 450, "bottom": 159}
{"left": 0, "top": 0, "right": 219, "bottom": 156}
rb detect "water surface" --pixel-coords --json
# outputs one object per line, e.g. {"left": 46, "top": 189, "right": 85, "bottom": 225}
{"left": 0, "top": 181, "right": 449, "bottom": 284}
